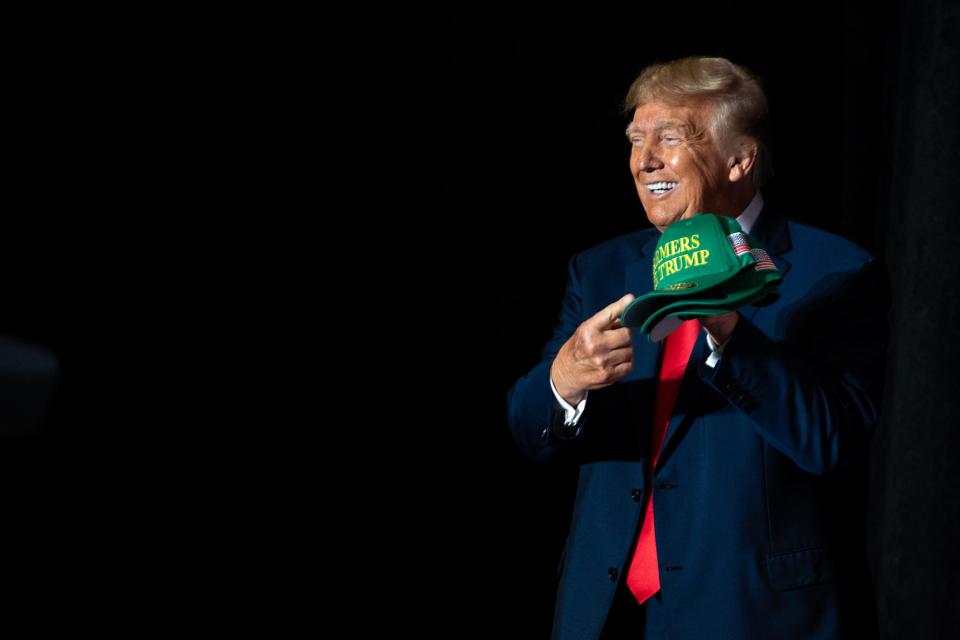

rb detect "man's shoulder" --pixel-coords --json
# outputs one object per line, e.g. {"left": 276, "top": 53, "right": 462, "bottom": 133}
{"left": 571, "top": 227, "right": 658, "bottom": 270}
{"left": 785, "top": 217, "right": 877, "bottom": 269}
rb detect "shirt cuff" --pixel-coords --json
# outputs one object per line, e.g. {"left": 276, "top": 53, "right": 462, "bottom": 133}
{"left": 549, "top": 377, "right": 588, "bottom": 425}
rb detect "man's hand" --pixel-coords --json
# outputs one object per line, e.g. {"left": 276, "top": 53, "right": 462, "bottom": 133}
{"left": 550, "top": 294, "right": 636, "bottom": 405}
{"left": 699, "top": 311, "right": 739, "bottom": 348}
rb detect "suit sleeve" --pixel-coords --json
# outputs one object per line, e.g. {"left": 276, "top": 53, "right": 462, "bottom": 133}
{"left": 697, "top": 257, "right": 891, "bottom": 475}
{"left": 506, "top": 252, "right": 591, "bottom": 463}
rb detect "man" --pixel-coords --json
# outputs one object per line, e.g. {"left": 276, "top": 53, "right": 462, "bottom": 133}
{"left": 506, "top": 56, "right": 888, "bottom": 639}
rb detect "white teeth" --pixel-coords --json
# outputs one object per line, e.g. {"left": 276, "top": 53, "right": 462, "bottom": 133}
{"left": 646, "top": 181, "right": 678, "bottom": 193}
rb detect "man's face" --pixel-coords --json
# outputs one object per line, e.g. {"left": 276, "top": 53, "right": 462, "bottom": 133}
{"left": 627, "top": 101, "right": 734, "bottom": 232}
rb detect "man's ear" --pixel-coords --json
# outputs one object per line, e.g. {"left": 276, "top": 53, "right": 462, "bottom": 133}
{"left": 728, "top": 139, "right": 758, "bottom": 183}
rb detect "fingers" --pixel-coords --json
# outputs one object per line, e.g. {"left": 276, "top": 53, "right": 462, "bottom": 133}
{"left": 595, "top": 359, "right": 634, "bottom": 386}
{"left": 605, "top": 326, "right": 634, "bottom": 349}
{"left": 608, "top": 343, "right": 634, "bottom": 365}
{"left": 593, "top": 342, "right": 634, "bottom": 373}
{"left": 593, "top": 293, "right": 636, "bottom": 330}
{"left": 565, "top": 294, "right": 638, "bottom": 392}
{"left": 611, "top": 360, "right": 634, "bottom": 378}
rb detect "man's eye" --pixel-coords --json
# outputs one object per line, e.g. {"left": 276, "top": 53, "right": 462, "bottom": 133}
{"left": 630, "top": 138, "right": 643, "bottom": 146}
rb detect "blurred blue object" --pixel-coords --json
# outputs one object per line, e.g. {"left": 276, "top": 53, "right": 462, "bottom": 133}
{"left": 0, "top": 334, "right": 59, "bottom": 436}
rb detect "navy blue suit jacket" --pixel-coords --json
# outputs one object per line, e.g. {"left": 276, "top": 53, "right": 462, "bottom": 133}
{"left": 506, "top": 205, "right": 889, "bottom": 639}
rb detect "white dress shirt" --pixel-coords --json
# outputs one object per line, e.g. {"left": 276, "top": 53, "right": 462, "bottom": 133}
{"left": 551, "top": 192, "right": 765, "bottom": 425}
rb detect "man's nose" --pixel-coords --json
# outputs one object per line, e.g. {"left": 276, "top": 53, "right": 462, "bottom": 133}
{"left": 635, "top": 140, "right": 663, "bottom": 171}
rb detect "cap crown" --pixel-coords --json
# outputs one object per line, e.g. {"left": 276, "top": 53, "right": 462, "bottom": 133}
{"left": 652, "top": 214, "right": 741, "bottom": 292}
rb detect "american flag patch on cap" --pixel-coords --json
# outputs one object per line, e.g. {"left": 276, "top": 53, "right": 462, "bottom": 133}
{"left": 727, "top": 232, "right": 751, "bottom": 256}
{"left": 751, "top": 248, "right": 776, "bottom": 271}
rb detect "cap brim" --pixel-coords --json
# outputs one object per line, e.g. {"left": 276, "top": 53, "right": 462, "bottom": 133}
{"left": 638, "top": 266, "right": 780, "bottom": 333}
{"left": 642, "top": 282, "right": 780, "bottom": 334}
{"left": 642, "top": 282, "right": 782, "bottom": 340}
{"left": 621, "top": 263, "right": 757, "bottom": 329}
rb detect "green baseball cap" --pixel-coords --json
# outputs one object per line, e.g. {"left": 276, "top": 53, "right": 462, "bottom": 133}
{"left": 641, "top": 277, "right": 780, "bottom": 341}
{"left": 639, "top": 247, "right": 782, "bottom": 340}
{"left": 620, "top": 213, "right": 782, "bottom": 335}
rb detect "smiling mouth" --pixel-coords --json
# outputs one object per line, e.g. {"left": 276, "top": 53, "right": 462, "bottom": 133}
{"left": 646, "top": 181, "right": 678, "bottom": 195}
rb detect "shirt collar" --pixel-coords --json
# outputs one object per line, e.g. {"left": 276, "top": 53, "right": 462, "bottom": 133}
{"left": 736, "top": 191, "right": 764, "bottom": 233}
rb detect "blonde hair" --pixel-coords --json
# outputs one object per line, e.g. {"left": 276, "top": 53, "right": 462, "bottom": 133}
{"left": 624, "top": 56, "right": 774, "bottom": 187}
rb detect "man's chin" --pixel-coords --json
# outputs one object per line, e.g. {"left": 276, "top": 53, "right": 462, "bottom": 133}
{"left": 646, "top": 208, "right": 689, "bottom": 232}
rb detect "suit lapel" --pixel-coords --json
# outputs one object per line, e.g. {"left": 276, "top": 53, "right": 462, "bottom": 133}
{"left": 738, "top": 204, "right": 794, "bottom": 323}
{"left": 624, "top": 231, "right": 660, "bottom": 303}
{"left": 624, "top": 232, "right": 663, "bottom": 380}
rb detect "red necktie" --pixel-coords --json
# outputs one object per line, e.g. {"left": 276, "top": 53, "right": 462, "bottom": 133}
{"left": 626, "top": 318, "right": 700, "bottom": 605}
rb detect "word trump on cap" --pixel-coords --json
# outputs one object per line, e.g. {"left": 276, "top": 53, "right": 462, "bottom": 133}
{"left": 652, "top": 233, "right": 711, "bottom": 288}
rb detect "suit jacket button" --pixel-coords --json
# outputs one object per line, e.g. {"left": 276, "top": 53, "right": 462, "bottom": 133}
{"left": 540, "top": 427, "right": 549, "bottom": 440}
{"left": 608, "top": 567, "right": 618, "bottom": 581}
{"left": 631, "top": 488, "right": 642, "bottom": 502}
